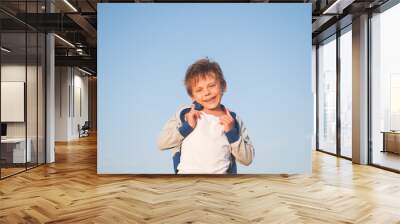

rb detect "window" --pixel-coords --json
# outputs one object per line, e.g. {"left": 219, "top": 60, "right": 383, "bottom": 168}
{"left": 371, "top": 2, "right": 400, "bottom": 171}
{"left": 339, "top": 27, "right": 352, "bottom": 158}
{"left": 317, "top": 35, "right": 337, "bottom": 154}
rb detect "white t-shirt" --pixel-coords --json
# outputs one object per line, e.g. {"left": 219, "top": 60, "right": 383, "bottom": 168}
{"left": 178, "top": 112, "right": 231, "bottom": 174}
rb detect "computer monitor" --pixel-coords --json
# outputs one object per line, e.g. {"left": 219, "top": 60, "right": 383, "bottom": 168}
{"left": 1, "top": 123, "right": 7, "bottom": 137}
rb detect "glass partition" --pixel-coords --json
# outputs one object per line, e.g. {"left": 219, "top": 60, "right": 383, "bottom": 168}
{"left": 0, "top": 1, "right": 46, "bottom": 179}
{"left": 1, "top": 31, "right": 28, "bottom": 177}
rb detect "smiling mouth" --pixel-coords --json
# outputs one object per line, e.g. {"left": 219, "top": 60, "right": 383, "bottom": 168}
{"left": 203, "top": 96, "right": 216, "bottom": 103}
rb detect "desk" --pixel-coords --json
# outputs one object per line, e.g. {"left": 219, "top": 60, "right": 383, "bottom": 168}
{"left": 1, "top": 138, "right": 31, "bottom": 163}
{"left": 381, "top": 131, "right": 400, "bottom": 154}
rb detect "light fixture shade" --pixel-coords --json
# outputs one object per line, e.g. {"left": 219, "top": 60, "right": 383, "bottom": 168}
{"left": 323, "top": 0, "right": 355, "bottom": 15}
{"left": 63, "top": 0, "right": 78, "bottom": 12}
{"left": 78, "top": 67, "right": 93, "bottom": 76}
{"left": 1, "top": 47, "right": 11, "bottom": 53}
{"left": 54, "top": 34, "right": 75, "bottom": 48}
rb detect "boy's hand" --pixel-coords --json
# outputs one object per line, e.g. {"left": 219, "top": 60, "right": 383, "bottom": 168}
{"left": 185, "top": 104, "right": 201, "bottom": 128}
{"left": 219, "top": 108, "right": 235, "bottom": 132}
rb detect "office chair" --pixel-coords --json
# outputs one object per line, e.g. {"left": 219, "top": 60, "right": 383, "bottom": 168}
{"left": 79, "top": 121, "right": 90, "bottom": 138}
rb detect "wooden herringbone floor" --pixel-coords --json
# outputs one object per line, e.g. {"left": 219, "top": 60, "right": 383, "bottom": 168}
{"left": 1, "top": 134, "right": 400, "bottom": 224}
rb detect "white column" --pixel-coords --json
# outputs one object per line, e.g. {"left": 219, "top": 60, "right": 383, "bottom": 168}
{"left": 352, "top": 14, "right": 369, "bottom": 164}
{"left": 46, "top": 1, "right": 55, "bottom": 163}
{"left": 46, "top": 33, "right": 55, "bottom": 163}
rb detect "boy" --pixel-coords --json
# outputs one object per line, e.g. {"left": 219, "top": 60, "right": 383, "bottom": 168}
{"left": 157, "top": 58, "right": 254, "bottom": 174}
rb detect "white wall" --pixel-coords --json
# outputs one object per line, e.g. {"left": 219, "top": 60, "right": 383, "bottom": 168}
{"left": 55, "top": 67, "right": 89, "bottom": 141}
{"left": 72, "top": 73, "right": 89, "bottom": 138}
{"left": 55, "top": 66, "right": 69, "bottom": 141}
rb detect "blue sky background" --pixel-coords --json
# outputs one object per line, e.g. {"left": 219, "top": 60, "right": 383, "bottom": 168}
{"left": 98, "top": 3, "right": 312, "bottom": 174}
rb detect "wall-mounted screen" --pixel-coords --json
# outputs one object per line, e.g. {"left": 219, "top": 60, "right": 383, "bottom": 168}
{"left": 1, "top": 82, "right": 25, "bottom": 122}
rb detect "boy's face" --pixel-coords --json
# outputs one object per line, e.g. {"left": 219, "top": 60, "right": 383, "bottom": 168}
{"left": 190, "top": 73, "right": 224, "bottom": 110}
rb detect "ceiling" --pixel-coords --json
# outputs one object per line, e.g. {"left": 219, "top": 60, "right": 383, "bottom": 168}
{"left": 0, "top": 0, "right": 393, "bottom": 75}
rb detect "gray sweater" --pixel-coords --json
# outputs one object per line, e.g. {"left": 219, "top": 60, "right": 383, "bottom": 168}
{"left": 157, "top": 106, "right": 255, "bottom": 166}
